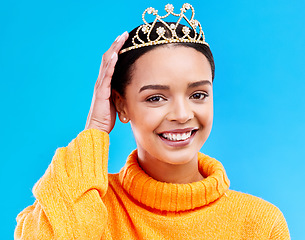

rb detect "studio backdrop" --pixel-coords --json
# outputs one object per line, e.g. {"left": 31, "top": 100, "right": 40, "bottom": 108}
{"left": 1, "top": 0, "right": 304, "bottom": 239}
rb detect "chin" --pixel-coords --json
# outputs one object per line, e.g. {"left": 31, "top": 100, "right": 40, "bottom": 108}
{"left": 159, "top": 148, "right": 200, "bottom": 165}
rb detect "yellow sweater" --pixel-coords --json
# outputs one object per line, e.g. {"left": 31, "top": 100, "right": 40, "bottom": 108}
{"left": 15, "top": 129, "right": 290, "bottom": 239}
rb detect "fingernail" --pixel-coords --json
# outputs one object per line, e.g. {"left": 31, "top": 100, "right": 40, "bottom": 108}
{"left": 115, "top": 31, "right": 128, "bottom": 43}
{"left": 122, "top": 31, "right": 128, "bottom": 38}
{"left": 115, "top": 34, "right": 121, "bottom": 42}
{"left": 111, "top": 52, "right": 117, "bottom": 59}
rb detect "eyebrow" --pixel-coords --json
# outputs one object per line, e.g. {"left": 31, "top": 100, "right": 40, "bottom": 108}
{"left": 187, "top": 80, "right": 212, "bottom": 88}
{"left": 139, "top": 84, "right": 170, "bottom": 93}
{"left": 139, "top": 80, "right": 212, "bottom": 93}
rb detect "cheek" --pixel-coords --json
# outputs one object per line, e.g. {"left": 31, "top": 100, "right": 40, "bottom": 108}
{"left": 196, "top": 103, "right": 213, "bottom": 125}
{"left": 129, "top": 105, "right": 164, "bottom": 134}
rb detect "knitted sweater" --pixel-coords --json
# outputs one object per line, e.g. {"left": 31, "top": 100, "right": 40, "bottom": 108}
{"left": 15, "top": 129, "right": 290, "bottom": 239}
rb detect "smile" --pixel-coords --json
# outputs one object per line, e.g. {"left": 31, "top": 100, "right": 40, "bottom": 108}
{"left": 158, "top": 128, "right": 198, "bottom": 147}
{"left": 161, "top": 131, "right": 192, "bottom": 141}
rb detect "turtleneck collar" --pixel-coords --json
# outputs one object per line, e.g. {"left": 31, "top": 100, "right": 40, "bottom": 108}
{"left": 119, "top": 150, "right": 230, "bottom": 212}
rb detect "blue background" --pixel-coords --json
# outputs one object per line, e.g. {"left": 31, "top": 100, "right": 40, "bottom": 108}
{"left": 1, "top": 0, "right": 304, "bottom": 238}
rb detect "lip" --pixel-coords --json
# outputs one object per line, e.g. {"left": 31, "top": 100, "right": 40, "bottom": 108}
{"left": 158, "top": 128, "right": 198, "bottom": 148}
{"left": 158, "top": 127, "right": 199, "bottom": 134}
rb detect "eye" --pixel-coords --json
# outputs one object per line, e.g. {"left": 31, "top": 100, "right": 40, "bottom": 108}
{"left": 146, "top": 95, "right": 166, "bottom": 102}
{"left": 190, "top": 92, "right": 209, "bottom": 100}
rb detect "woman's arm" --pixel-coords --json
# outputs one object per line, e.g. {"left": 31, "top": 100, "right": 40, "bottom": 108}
{"left": 14, "top": 32, "right": 129, "bottom": 240}
{"left": 15, "top": 129, "right": 109, "bottom": 239}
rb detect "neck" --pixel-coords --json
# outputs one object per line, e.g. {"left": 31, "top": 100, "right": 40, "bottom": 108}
{"left": 137, "top": 152, "right": 204, "bottom": 184}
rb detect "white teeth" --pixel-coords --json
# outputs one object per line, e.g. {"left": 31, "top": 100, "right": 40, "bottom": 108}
{"left": 161, "top": 131, "right": 192, "bottom": 141}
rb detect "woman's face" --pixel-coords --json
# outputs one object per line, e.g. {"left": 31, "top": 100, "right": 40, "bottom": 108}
{"left": 119, "top": 46, "right": 213, "bottom": 166}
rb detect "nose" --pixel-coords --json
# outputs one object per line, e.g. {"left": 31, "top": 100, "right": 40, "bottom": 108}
{"left": 166, "top": 98, "right": 194, "bottom": 123}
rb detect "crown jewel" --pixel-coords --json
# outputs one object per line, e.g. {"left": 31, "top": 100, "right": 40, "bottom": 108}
{"left": 119, "top": 3, "right": 208, "bottom": 54}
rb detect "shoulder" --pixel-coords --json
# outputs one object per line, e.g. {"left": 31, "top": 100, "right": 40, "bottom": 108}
{"left": 225, "top": 190, "right": 287, "bottom": 227}
{"left": 224, "top": 190, "right": 290, "bottom": 238}
{"left": 226, "top": 189, "right": 282, "bottom": 215}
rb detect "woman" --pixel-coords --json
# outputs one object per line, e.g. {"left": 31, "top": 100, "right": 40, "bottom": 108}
{"left": 15, "top": 3, "right": 290, "bottom": 239}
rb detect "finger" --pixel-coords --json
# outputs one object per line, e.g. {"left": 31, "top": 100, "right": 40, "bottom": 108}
{"left": 100, "top": 52, "right": 117, "bottom": 89}
{"left": 100, "top": 30, "right": 127, "bottom": 81}
{"left": 85, "top": 95, "right": 96, "bottom": 129}
{"left": 101, "top": 32, "right": 127, "bottom": 65}
{"left": 97, "top": 32, "right": 129, "bottom": 82}
{"left": 98, "top": 32, "right": 129, "bottom": 87}
{"left": 108, "top": 31, "right": 129, "bottom": 55}
{"left": 103, "top": 52, "right": 118, "bottom": 80}
{"left": 101, "top": 31, "right": 128, "bottom": 69}
{"left": 96, "top": 52, "right": 118, "bottom": 97}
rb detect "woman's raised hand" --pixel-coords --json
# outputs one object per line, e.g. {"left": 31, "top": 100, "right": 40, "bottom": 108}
{"left": 85, "top": 32, "right": 129, "bottom": 133}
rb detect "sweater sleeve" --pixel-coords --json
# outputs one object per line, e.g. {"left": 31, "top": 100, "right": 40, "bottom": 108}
{"left": 14, "top": 129, "right": 110, "bottom": 240}
{"left": 269, "top": 209, "right": 290, "bottom": 240}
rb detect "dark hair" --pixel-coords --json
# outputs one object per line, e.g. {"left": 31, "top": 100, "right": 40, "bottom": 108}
{"left": 111, "top": 22, "right": 215, "bottom": 97}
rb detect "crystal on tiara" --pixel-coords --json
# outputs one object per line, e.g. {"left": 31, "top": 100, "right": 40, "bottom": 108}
{"left": 119, "top": 3, "right": 208, "bottom": 54}
{"left": 191, "top": 19, "right": 199, "bottom": 28}
{"left": 184, "top": 3, "right": 191, "bottom": 9}
{"left": 142, "top": 25, "right": 149, "bottom": 34}
{"left": 165, "top": 4, "right": 174, "bottom": 12}
{"left": 182, "top": 26, "right": 190, "bottom": 35}
{"left": 156, "top": 27, "right": 166, "bottom": 36}
{"left": 147, "top": 7, "right": 154, "bottom": 14}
